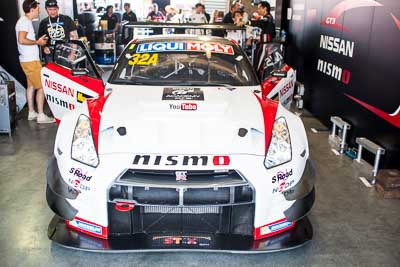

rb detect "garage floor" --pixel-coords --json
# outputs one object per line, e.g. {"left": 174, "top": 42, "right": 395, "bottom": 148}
{"left": 0, "top": 109, "right": 399, "bottom": 267}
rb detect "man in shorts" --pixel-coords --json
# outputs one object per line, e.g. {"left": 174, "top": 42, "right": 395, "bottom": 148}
{"left": 15, "top": 0, "right": 55, "bottom": 123}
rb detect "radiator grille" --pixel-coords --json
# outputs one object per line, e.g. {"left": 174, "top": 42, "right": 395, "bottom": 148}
{"left": 143, "top": 206, "right": 220, "bottom": 214}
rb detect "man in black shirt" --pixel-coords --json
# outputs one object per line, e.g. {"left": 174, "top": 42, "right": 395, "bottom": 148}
{"left": 223, "top": 1, "right": 241, "bottom": 24}
{"left": 122, "top": 3, "right": 137, "bottom": 22}
{"left": 100, "top": 5, "right": 119, "bottom": 32}
{"left": 249, "top": 1, "right": 276, "bottom": 80}
{"left": 38, "top": 0, "right": 77, "bottom": 63}
{"left": 250, "top": 1, "right": 276, "bottom": 41}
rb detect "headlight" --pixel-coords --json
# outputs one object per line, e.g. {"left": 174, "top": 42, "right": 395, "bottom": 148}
{"left": 264, "top": 117, "right": 292, "bottom": 169}
{"left": 71, "top": 115, "right": 99, "bottom": 167}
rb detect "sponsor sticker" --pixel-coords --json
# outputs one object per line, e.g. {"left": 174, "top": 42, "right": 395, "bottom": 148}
{"left": 68, "top": 178, "right": 91, "bottom": 192}
{"left": 46, "top": 94, "right": 75, "bottom": 110}
{"left": 129, "top": 43, "right": 136, "bottom": 50}
{"left": 272, "top": 169, "right": 294, "bottom": 193}
{"left": 272, "top": 169, "right": 293, "bottom": 183}
{"left": 268, "top": 221, "right": 293, "bottom": 232}
{"left": 132, "top": 155, "right": 230, "bottom": 166}
{"left": 75, "top": 219, "right": 102, "bottom": 235}
{"left": 44, "top": 79, "right": 74, "bottom": 97}
{"left": 169, "top": 103, "right": 198, "bottom": 111}
{"left": 162, "top": 87, "right": 204, "bottom": 101}
{"left": 127, "top": 53, "right": 158, "bottom": 66}
{"left": 272, "top": 179, "right": 294, "bottom": 194}
{"left": 136, "top": 41, "right": 234, "bottom": 55}
{"left": 152, "top": 235, "right": 212, "bottom": 247}
{"left": 76, "top": 91, "right": 92, "bottom": 103}
{"left": 259, "top": 220, "right": 293, "bottom": 237}
{"left": 70, "top": 167, "right": 92, "bottom": 181}
{"left": 279, "top": 81, "right": 294, "bottom": 97}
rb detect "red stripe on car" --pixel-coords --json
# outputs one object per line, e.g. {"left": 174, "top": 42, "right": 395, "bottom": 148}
{"left": 262, "top": 77, "right": 282, "bottom": 99}
{"left": 87, "top": 93, "right": 111, "bottom": 150}
{"left": 254, "top": 94, "right": 278, "bottom": 153}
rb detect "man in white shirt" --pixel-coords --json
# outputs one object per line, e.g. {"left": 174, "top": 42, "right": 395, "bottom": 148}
{"left": 227, "top": 11, "right": 245, "bottom": 46}
{"left": 15, "top": 0, "right": 55, "bottom": 123}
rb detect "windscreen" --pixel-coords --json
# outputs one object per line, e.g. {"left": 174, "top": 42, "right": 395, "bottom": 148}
{"left": 109, "top": 40, "right": 259, "bottom": 86}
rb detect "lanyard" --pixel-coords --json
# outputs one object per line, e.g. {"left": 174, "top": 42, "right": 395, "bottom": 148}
{"left": 48, "top": 16, "right": 61, "bottom": 45}
{"left": 48, "top": 16, "right": 60, "bottom": 30}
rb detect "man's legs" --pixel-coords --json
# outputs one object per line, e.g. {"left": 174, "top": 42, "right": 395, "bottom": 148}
{"left": 36, "top": 87, "right": 45, "bottom": 114}
{"left": 26, "top": 86, "right": 35, "bottom": 113}
{"left": 22, "top": 61, "right": 55, "bottom": 123}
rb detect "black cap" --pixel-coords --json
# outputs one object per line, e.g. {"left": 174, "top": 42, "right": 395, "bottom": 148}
{"left": 45, "top": 0, "right": 58, "bottom": 8}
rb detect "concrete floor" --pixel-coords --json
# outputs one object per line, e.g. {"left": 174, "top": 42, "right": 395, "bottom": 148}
{"left": 0, "top": 109, "right": 399, "bottom": 267}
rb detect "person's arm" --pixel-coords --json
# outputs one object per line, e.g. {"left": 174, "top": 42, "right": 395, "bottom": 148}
{"left": 37, "top": 20, "right": 51, "bottom": 53}
{"left": 67, "top": 17, "right": 78, "bottom": 40}
{"left": 113, "top": 14, "right": 119, "bottom": 32}
{"left": 133, "top": 12, "right": 137, "bottom": 22}
{"left": 18, "top": 31, "right": 47, "bottom": 46}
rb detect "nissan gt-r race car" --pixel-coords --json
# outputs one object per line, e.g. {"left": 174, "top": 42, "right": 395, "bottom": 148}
{"left": 43, "top": 35, "right": 315, "bottom": 253}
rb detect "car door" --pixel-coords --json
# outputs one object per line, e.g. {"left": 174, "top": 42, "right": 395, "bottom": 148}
{"left": 259, "top": 43, "right": 296, "bottom": 110}
{"left": 41, "top": 40, "right": 105, "bottom": 122}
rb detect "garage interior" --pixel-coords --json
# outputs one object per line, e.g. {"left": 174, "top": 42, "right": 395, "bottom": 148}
{"left": 0, "top": 0, "right": 399, "bottom": 266}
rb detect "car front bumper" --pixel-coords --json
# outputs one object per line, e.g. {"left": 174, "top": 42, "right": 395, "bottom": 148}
{"left": 46, "top": 155, "right": 316, "bottom": 252}
{"left": 48, "top": 215, "right": 313, "bottom": 253}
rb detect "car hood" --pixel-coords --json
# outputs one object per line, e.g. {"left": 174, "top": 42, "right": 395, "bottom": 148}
{"left": 98, "top": 85, "right": 269, "bottom": 156}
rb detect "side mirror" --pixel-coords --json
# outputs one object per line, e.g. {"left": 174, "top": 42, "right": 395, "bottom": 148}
{"left": 71, "top": 68, "right": 88, "bottom": 76}
{"left": 271, "top": 70, "right": 287, "bottom": 78}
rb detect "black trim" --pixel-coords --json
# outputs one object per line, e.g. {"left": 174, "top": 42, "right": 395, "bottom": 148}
{"left": 47, "top": 156, "right": 79, "bottom": 199}
{"left": 282, "top": 160, "right": 316, "bottom": 201}
{"left": 52, "top": 40, "right": 103, "bottom": 81}
{"left": 48, "top": 215, "right": 313, "bottom": 253}
{"left": 46, "top": 185, "right": 78, "bottom": 221}
{"left": 284, "top": 187, "right": 315, "bottom": 222}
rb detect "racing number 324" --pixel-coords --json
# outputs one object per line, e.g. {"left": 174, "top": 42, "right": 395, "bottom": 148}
{"left": 128, "top": 53, "right": 158, "bottom": 66}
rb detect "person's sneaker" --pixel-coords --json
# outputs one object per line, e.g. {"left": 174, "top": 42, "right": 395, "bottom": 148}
{"left": 28, "top": 111, "right": 38, "bottom": 121}
{"left": 37, "top": 113, "right": 56, "bottom": 124}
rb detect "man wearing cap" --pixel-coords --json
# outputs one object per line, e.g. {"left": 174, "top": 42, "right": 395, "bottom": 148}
{"left": 15, "top": 0, "right": 55, "bottom": 123}
{"left": 38, "top": 0, "right": 78, "bottom": 63}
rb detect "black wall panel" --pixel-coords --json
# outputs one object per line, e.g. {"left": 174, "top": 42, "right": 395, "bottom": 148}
{"left": 286, "top": 0, "right": 400, "bottom": 169}
{"left": 0, "top": 0, "right": 26, "bottom": 86}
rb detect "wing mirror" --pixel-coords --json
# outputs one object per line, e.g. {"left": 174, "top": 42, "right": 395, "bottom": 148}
{"left": 71, "top": 68, "right": 89, "bottom": 76}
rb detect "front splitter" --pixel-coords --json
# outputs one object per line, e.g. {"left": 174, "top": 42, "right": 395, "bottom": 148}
{"left": 48, "top": 216, "right": 313, "bottom": 253}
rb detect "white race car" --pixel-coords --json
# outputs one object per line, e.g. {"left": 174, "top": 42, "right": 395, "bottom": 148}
{"left": 44, "top": 36, "right": 315, "bottom": 253}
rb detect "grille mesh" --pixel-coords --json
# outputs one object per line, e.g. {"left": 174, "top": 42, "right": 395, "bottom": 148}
{"left": 143, "top": 206, "right": 220, "bottom": 214}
